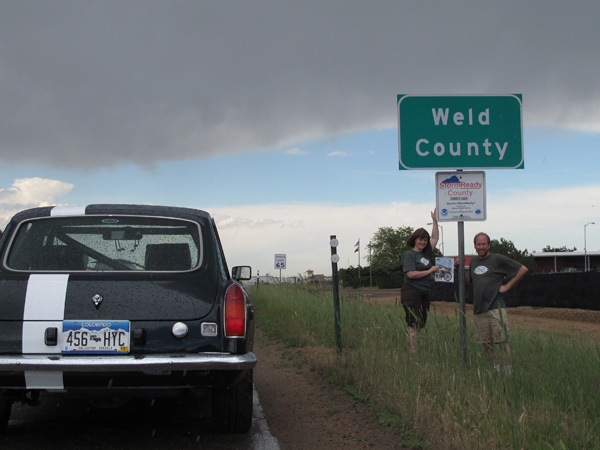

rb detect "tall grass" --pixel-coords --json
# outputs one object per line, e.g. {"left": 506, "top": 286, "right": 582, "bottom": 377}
{"left": 252, "top": 284, "right": 600, "bottom": 450}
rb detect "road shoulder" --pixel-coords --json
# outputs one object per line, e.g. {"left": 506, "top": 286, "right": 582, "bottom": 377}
{"left": 253, "top": 328, "right": 409, "bottom": 449}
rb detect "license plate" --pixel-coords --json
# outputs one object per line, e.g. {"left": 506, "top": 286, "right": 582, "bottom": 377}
{"left": 62, "top": 320, "right": 130, "bottom": 354}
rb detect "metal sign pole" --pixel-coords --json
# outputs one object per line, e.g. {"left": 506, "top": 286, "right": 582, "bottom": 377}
{"left": 330, "top": 236, "right": 343, "bottom": 355}
{"left": 458, "top": 221, "right": 467, "bottom": 365}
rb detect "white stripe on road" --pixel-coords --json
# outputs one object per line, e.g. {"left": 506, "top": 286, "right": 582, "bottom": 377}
{"left": 251, "top": 387, "right": 280, "bottom": 450}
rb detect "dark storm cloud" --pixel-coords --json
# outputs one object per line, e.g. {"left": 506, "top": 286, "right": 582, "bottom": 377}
{"left": 1, "top": 0, "right": 598, "bottom": 168}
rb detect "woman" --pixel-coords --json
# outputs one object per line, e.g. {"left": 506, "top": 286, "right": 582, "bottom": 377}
{"left": 401, "top": 210, "right": 439, "bottom": 352}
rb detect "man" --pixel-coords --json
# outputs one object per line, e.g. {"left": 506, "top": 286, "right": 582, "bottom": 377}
{"left": 466, "top": 232, "right": 528, "bottom": 374}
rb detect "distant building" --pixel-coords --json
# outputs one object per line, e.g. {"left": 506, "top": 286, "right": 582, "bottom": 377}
{"left": 532, "top": 251, "right": 600, "bottom": 273}
{"left": 312, "top": 274, "right": 328, "bottom": 283}
{"left": 250, "top": 275, "right": 306, "bottom": 284}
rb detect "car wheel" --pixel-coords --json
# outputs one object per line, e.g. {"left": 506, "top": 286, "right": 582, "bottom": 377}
{"left": 211, "top": 369, "right": 253, "bottom": 433}
{"left": 0, "top": 396, "right": 11, "bottom": 434}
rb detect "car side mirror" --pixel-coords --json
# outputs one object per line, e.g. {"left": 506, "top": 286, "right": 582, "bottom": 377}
{"left": 232, "top": 266, "right": 252, "bottom": 281}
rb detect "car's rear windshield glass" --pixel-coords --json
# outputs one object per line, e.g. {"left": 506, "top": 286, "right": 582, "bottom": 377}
{"left": 5, "top": 215, "right": 202, "bottom": 272}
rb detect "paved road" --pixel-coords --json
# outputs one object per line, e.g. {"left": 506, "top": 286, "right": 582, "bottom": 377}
{"left": 1, "top": 388, "right": 280, "bottom": 450}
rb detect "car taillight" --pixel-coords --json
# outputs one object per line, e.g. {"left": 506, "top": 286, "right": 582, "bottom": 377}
{"left": 224, "top": 284, "right": 246, "bottom": 337}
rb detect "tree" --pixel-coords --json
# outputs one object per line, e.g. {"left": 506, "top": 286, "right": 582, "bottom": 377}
{"left": 362, "top": 225, "right": 443, "bottom": 288}
{"left": 542, "top": 245, "right": 577, "bottom": 252}
{"left": 367, "top": 225, "right": 443, "bottom": 270}
{"left": 367, "top": 226, "right": 414, "bottom": 271}
{"left": 490, "top": 238, "right": 536, "bottom": 271}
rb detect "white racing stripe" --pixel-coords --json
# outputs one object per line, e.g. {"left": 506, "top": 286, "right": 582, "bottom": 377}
{"left": 50, "top": 205, "right": 86, "bottom": 216}
{"left": 23, "top": 274, "right": 69, "bottom": 322}
{"left": 23, "top": 274, "right": 69, "bottom": 389}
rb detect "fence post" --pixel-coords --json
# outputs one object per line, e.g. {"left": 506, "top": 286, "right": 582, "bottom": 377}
{"left": 330, "top": 235, "right": 343, "bottom": 355}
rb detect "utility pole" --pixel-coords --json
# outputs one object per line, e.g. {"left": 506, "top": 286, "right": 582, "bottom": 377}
{"left": 584, "top": 222, "right": 595, "bottom": 272}
{"left": 354, "top": 239, "right": 360, "bottom": 285}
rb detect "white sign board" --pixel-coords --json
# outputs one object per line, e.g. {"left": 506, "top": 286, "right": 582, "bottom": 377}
{"left": 274, "top": 254, "right": 287, "bottom": 270}
{"left": 436, "top": 171, "right": 486, "bottom": 221}
{"left": 434, "top": 257, "right": 455, "bottom": 283}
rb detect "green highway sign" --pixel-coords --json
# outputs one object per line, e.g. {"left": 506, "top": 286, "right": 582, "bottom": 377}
{"left": 397, "top": 95, "right": 523, "bottom": 170}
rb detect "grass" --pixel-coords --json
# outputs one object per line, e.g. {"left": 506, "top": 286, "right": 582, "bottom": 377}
{"left": 251, "top": 283, "right": 600, "bottom": 450}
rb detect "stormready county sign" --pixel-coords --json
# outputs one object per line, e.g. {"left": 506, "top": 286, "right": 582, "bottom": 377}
{"left": 436, "top": 171, "right": 486, "bottom": 221}
{"left": 398, "top": 95, "right": 523, "bottom": 170}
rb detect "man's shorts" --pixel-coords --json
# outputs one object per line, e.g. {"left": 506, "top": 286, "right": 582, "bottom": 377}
{"left": 473, "top": 309, "right": 510, "bottom": 344}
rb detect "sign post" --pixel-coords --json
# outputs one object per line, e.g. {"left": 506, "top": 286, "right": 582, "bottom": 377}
{"left": 398, "top": 94, "right": 523, "bottom": 365}
{"left": 330, "top": 237, "right": 342, "bottom": 355}
{"left": 457, "top": 221, "right": 467, "bottom": 364}
{"left": 274, "top": 254, "right": 286, "bottom": 283}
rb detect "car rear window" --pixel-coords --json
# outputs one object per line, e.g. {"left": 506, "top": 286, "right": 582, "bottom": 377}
{"left": 5, "top": 215, "right": 202, "bottom": 272}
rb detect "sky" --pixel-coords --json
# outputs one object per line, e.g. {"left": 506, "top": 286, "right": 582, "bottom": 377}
{"left": 1, "top": 1, "right": 599, "bottom": 277}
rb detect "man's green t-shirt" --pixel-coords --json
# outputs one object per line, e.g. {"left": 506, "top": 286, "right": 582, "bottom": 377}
{"left": 470, "top": 253, "right": 523, "bottom": 314}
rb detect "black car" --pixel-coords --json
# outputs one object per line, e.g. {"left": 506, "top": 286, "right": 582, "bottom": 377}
{"left": 0, "top": 204, "right": 256, "bottom": 433}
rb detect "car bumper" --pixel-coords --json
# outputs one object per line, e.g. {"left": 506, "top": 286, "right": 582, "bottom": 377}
{"left": 0, "top": 352, "right": 257, "bottom": 373}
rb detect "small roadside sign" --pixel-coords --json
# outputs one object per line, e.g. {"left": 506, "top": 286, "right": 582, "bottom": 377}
{"left": 436, "top": 171, "right": 486, "bottom": 221}
{"left": 398, "top": 94, "right": 523, "bottom": 170}
{"left": 274, "top": 254, "right": 286, "bottom": 270}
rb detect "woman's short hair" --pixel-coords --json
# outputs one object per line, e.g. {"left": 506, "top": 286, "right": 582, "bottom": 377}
{"left": 406, "top": 228, "right": 430, "bottom": 248}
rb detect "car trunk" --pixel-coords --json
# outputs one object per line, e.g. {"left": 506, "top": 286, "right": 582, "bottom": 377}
{"left": 63, "top": 277, "right": 218, "bottom": 321}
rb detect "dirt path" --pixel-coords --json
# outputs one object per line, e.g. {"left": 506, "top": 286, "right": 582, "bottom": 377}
{"left": 254, "top": 328, "right": 410, "bottom": 449}
{"left": 357, "top": 288, "right": 600, "bottom": 338}
{"left": 253, "top": 291, "right": 600, "bottom": 449}
{"left": 432, "top": 301, "right": 600, "bottom": 338}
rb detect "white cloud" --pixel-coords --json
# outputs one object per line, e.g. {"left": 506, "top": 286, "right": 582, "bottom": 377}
{"left": 211, "top": 202, "right": 420, "bottom": 277}
{"left": 0, "top": 177, "right": 74, "bottom": 227}
{"left": 0, "top": 177, "right": 73, "bottom": 228}
{"left": 285, "top": 147, "right": 309, "bottom": 156}
{"left": 327, "top": 151, "right": 351, "bottom": 157}
{"left": 209, "top": 184, "right": 600, "bottom": 276}
{"left": 0, "top": 177, "right": 72, "bottom": 205}
{"left": 461, "top": 185, "right": 600, "bottom": 254}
